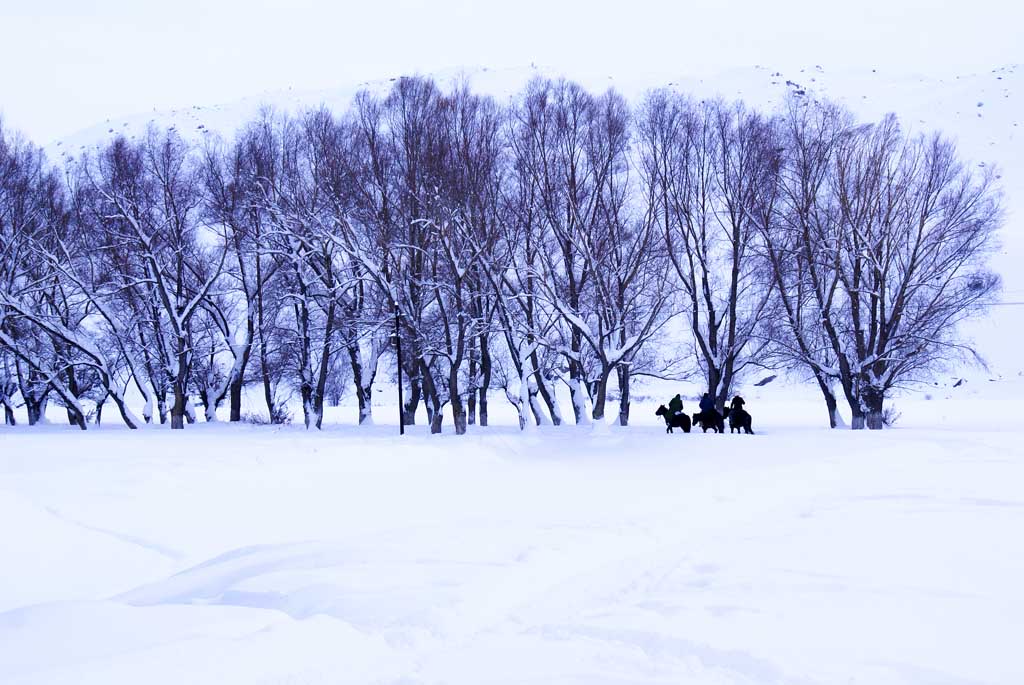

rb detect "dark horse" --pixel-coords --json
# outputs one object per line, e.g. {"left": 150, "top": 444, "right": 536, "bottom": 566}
{"left": 692, "top": 409, "right": 725, "bottom": 433}
{"left": 722, "top": 406, "right": 754, "bottom": 434}
{"left": 655, "top": 405, "right": 691, "bottom": 433}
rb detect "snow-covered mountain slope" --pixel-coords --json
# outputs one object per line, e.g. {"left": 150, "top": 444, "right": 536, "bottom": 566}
{"left": 47, "top": 62, "right": 1024, "bottom": 383}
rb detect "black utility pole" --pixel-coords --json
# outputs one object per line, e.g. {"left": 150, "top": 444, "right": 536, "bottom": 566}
{"left": 394, "top": 299, "right": 405, "bottom": 435}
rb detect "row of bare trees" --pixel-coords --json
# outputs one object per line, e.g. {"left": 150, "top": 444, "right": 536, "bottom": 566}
{"left": 0, "top": 76, "right": 1002, "bottom": 432}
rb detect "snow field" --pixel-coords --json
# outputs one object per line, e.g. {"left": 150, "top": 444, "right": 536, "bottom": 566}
{"left": 2, "top": 396, "right": 1023, "bottom": 683}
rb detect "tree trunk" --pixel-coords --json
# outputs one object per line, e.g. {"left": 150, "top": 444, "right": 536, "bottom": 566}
{"left": 26, "top": 397, "right": 44, "bottom": 425}
{"left": 171, "top": 339, "right": 190, "bottom": 430}
{"left": 467, "top": 342, "right": 477, "bottom": 426}
{"left": 839, "top": 373, "right": 866, "bottom": 430}
{"left": 715, "top": 368, "right": 736, "bottom": 416}
{"left": 531, "top": 350, "right": 561, "bottom": 426}
{"left": 707, "top": 365, "right": 723, "bottom": 413}
{"left": 511, "top": 389, "right": 528, "bottom": 431}
{"left": 567, "top": 326, "right": 589, "bottom": 424}
{"left": 348, "top": 344, "right": 373, "bottom": 425}
{"left": 142, "top": 316, "right": 170, "bottom": 424}
{"left": 69, "top": 407, "right": 87, "bottom": 430}
{"left": 479, "top": 333, "right": 491, "bottom": 427}
{"left": 529, "top": 381, "right": 549, "bottom": 426}
{"left": 156, "top": 391, "right": 168, "bottom": 425}
{"left": 108, "top": 390, "right": 141, "bottom": 429}
{"left": 449, "top": 363, "right": 466, "bottom": 435}
{"left": 260, "top": 347, "right": 276, "bottom": 423}
{"left": 402, "top": 362, "right": 421, "bottom": 426}
{"left": 518, "top": 347, "right": 535, "bottom": 431}
{"left": 815, "top": 376, "right": 840, "bottom": 429}
{"left": 568, "top": 363, "right": 589, "bottom": 424}
{"left": 301, "top": 383, "right": 315, "bottom": 429}
{"left": 850, "top": 405, "right": 866, "bottom": 430}
{"left": 300, "top": 368, "right": 327, "bottom": 430}
{"left": 171, "top": 392, "right": 186, "bottom": 429}
{"left": 617, "top": 363, "right": 630, "bottom": 426}
{"left": 228, "top": 373, "right": 244, "bottom": 422}
{"left": 262, "top": 376, "right": 275, "bottom": 422}
{"left": 65, "top": 366, "right": 81, "bottom": 426}
{"left": 2, "top": 400, "right": 14, "bottom": 426}
{"left": 865, "top": 386, "right": 885, "bottom": 430}
{"left": 590, "top": 365, "right": 612, "bottom": 422}
{"left": 309, "top": 327, "right": 333, "bottom": 432}
{"left": 403, "top": 377, "right": 420, "bottom": 426}
{"left": 420, "top": 363, "right": 443, "bottom": 434}
{"left": 357, "top": 383, "right": 373, "bottom": 424}
{"left": 451, "top": 393, "right": 466, "bottom": 435}
{"left": 259, "top": 295, "right": 277, "bottom": 423}
{"left": 135, "top": 378, "right": 154, "bottom": 424}
{"left": 229, "top": 319, "right": 254, "bottom": 422}
{"left": 313, "top": 321, "right": 333, "bottom": 432}
{"left": 255, "top": 240, "right": 270, "bottom": 423}
{"left": 297, "top": 293, "right": 315, "bottom": 430}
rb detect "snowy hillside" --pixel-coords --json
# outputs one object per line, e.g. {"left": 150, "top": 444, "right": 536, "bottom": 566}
{"left": 47, "top": 62, "right": 1024, "bottom": 384}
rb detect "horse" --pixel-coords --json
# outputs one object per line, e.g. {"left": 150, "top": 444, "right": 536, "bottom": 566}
{"left": 722, "top": 406, "right": 754, "bottom": 434}
{"left": 692, "top": 409, "right": 725, "bottom": 433}
{"left": 655, "top": 405, "right": 692, "bottom": 433}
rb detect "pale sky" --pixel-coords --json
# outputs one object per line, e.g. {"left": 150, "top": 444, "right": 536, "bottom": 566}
{"left": 1, "top": 0, "right": 1020, "bottom": 143}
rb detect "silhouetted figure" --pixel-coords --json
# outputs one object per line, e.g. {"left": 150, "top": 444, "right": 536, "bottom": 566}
{"left": 655, "top": 405, "right": 692, "bottom": 433}
{"left": 723, "top": 395, "right": 754, "bottom": 434}
{"left": 699, "top": 392, "right": 715, "bottom": 413}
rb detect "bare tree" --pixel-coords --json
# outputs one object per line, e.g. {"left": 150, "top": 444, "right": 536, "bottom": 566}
{"left": 512, "top": 78, "right": 632, "bottom": 424}
{"left": 200, "top": 120, "right": 287, "bottom": 422}
{"left": 87, "top": 129, "right": 225, "bottom": 429}
{"left": 499, "top": 102, "right": 565, "bottom": 427}
{"left": 441, "top": 83, "right": 505, "bottom": 428}
{"left": 64, "top": 156, "right": 170, "bottom": 424}
{"left": 535, "top": 88, "right": 670, "bottom": 424}
{"left": 239, "top": 113, "right": 292, "bottom": 423}
{"left": 0, "top": 289, "right": 142, "bottom": 429}
{"left": 0, "top": 122, "right": 92, "bottom": 427}
{"left": 305, "top": 105, "right": 390, "bottom": 426}
{"left": 752, "top": 100, "right": 851, "bottom": 427}
{"left": 329, "top": 78, "right": 452, "bottom": 432}
{"left": 257, "top": 111, "right": 348, "bottom": 430}
{"left": 0, "top": 167, "right": 140, "bottom": 430}
{"left": 830, "top": 113, "right": 1000, "bottom": 427}
{"left": 764, "top": 98, "right": 1002, "bottom": 428}
{"left": 639, "top": 93, "right": 772, "bottom": 411}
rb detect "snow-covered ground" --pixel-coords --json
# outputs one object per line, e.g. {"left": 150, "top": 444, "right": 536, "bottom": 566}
{"left": 3, "top": 387, "right": 1024, "bottom": 684}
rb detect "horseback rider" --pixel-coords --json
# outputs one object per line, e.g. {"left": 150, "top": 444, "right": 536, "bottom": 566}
{"left": 730, "top": 395, "right": 745, "bottom": 411}
{"left": 699, "top": 392, "right": 716, "bottom": 414}
{"left": 668, "top": 393, "right": 684, "bottom": 416}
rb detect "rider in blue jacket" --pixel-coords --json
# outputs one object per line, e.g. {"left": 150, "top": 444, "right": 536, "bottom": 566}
{"left": 699, "top": 392, "right": 716, "bottom": 413}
